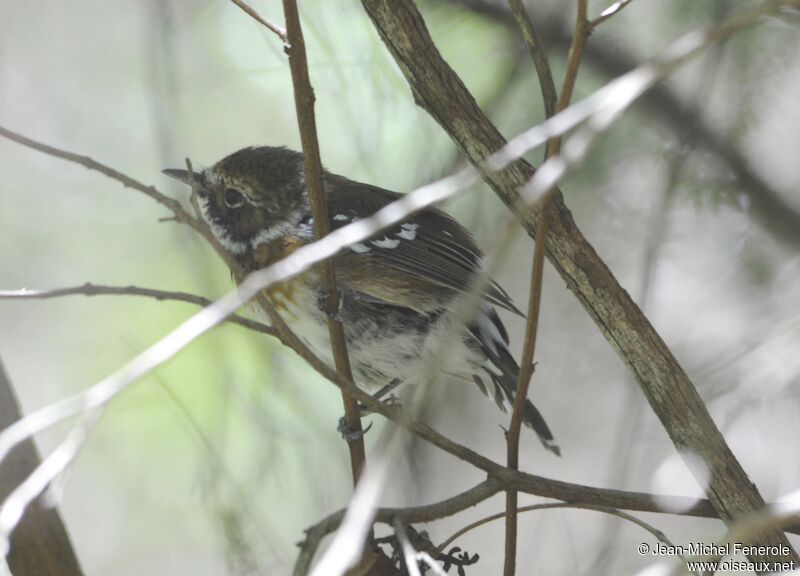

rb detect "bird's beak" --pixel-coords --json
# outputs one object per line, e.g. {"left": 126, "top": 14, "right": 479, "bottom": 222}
{"left": 162, "top": 168, "right": 208, "bottom": 196}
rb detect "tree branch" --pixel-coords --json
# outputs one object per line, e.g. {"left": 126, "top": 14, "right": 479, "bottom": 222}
{"left": 229, "top": 0, "right": 287, "bottom": 41}
{"left": 446, "top": 0, "right": 800, "bottom": 252}
{"left": 440, "top": 501, "right": 697, "bottom": 574}
{"left": 505, "top": 0, "right": 557, "bottom": 120}
{"left": 0, "top": 284, "right": 275, "bottom": 337}
{"left": 589, "top": 0, "right": 638, "bottom": 30}
{"left": 358, "top": 0, "right": 799, "bottom": 568}
{"left": 295, "top": 479, "right": 502, "bottom": 575}
{"left": 0, "top": 357, "right": 84, "bottom": 576}
{"left": 504, "top": 215, "right": 548, "bottom": 576}
{"left": 281, "top": 0, "right": 367, "bottom": 489}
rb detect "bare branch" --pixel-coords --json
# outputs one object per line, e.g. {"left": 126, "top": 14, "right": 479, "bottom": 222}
{"left": 228, "top": 0, "right": 287, "bottom": 41}
{"left": 506, "top": 0, "right": 557, "bottom": 119}
{"left": 504, "top": 0, "right": 596, "bottom": 567}
{"left": 504, "top": 218, "right": 548, "bottom": 576}
{"left": 281, "top": 0, "right": 367, "bottom": 487}
{"left": 590, "top": 0, "right": 637, "bottom": 30}
{"left": 359, "top": 0, "right": 800, "bottom": 567}
{"left": 295, "top": 480, "right": 501, "bottom": 574}
{"left": 441, "top": 501, "right": 698, "bottom": 574}
{"left": 447, "top": 0, "right": 800, "bottom": 251}
{"left": 545, "top": 0, "right": 589, "bottom": 159}
{"left": 0, "top": 358, "right": 83, "bottom": 575}
{"left": 0, "top": 284, "right": 275, "bottom": 336}
{"left": 0, "top": 126, "right": 202, "bottom": 236}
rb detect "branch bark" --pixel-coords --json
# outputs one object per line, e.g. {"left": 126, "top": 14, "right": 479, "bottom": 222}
{"left": 445, "top": 0, "right": 800, "bottom": 252}
{"left": 0, "top": 357, "right": 84, "bottom": 576}
{"left": 0, "top": 284, "right": 275, "bottom": 337}
{"left": 282, "top": 0, "right": 367, "bottom": 490}
{"left": 358, "top": 0, "right": 798, "bottom": 568}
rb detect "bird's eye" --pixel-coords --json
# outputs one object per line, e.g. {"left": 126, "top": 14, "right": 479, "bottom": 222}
{"left": 224, "top": 188, "right": 245, "bottom": 208}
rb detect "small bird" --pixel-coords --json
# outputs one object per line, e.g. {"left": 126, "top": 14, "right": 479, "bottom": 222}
{"left": 164, "top": 146, "right": 559, "bottom": 455}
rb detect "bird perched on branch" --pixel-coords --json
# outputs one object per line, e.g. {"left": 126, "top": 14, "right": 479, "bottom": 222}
{"left": 164, "top": 146, "right": 559, "bottom": 455}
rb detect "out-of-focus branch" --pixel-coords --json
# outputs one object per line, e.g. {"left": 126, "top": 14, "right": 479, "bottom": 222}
{"left": 0, "top": 284, "right": 275, "bottom": 336}
{"left": 589, "top": 0, "right": 638, "bottom": 30}
{"left": 359, "top": 0, "right": 800, "bottom": 568}
{"left": 229, "top": 0, "right": 287, "bottom": 41}
{"left": 0, "top": 126, "right": 204, "bottom": 237}
{"left": 503, "top": 0, "right": 595, "bottom": 568}
{"left": 0, "top": 357, "right": 84, "bottom": 576}
{"left": 440, "top": 501, "right": 696, "bottom": 573}
{"left": 545, "top": 0, "right": 588, "bottom": 159}
{"left": 281, "top": 0, "right": 367, "bottom": 487}
{"left": 506, "top": 0, "right": 557, "bottom": 119}
{"left": 444, "top": 0, "right": 800, "bottom": 251}
{"left": 295, "top": 480, "right": 501, "bottom": 575}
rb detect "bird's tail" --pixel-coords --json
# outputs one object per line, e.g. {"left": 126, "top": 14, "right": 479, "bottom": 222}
{"left": 469, "top": 307, "right": 561, "bottom": 456}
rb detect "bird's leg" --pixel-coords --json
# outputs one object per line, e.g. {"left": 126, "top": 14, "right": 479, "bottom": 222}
{"left": 357, "top": 379, "right": 403, "bottom": 414}
{"left": 338, "top": 379, "right": 403, "bottom": 442}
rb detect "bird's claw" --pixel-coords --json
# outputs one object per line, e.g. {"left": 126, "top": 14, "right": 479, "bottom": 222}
{"left": 338, "top": 418, "right": 373, "bottom": 442}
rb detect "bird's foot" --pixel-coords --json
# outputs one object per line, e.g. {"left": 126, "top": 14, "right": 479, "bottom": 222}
{"left": 337, "top": 417, "right": 373, "bottom": 442}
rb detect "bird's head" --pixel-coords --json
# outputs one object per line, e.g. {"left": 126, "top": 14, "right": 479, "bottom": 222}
{"left": 163, "top": 146, "right": 309, "bottom": 257}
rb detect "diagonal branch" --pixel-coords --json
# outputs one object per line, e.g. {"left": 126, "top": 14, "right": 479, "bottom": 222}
{"left": 0, "top": 284, "right": 275, "bottom": 336}
{"left": 229, "top": 0, "right": 287, "bottom": 41}
{"left": 358, "top": 0, "right": 799, "bottom": 568}
{"left": 0, "top": 357, "right": 84, "bottom": 576}
{"left": 446, "top": 0, "right": 800, "bottom": 252}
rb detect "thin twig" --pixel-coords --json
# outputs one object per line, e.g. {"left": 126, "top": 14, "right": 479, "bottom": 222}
{"left": 440, "top": 502, "right": 697, "bottom": 574}
{"left": 545, "top": 0, "right": 589, "bottom": 159}
{"left": 281, "top": 0, "right": 367, "bottom": 488}
{"left": 449, "top": 0, "right": 800, "bottom": 252}
{"left": 506, "top": 0, "right": 558, "bottom": 119}
{"left": 0, "top": 284, "right": 275, "bottom": 336}
{"left": 0, "top": 126, "right": 233, "bottom": 271}
{"left": 503, "top": 218, "right": 548, "bottom": 576}
{"left": 295, "top": 479, "right": 501, "bottom": 574}
{"left": 589, "top": 0, "right": 637, "bottom": 30}
{"left": 360, "top": 0, "right": 800, "bottom": 568}
{"left": 228, "top": 0, "right": 287, "bottom": 41}
{"left": 504, "top": 0, "right": 591, "bottom": 569}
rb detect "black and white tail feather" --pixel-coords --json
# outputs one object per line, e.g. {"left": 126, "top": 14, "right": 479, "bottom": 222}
{"left": 469, "top": 306, "right": 561, "bottom": 456}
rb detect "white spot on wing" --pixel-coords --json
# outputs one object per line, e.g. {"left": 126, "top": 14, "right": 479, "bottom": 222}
{"left": 333, "top": 214, "right": 350, "bottom": 222}
{"left": 397, "top": 223, "right": 418, "bottom": 240}
{"left": 349, "top": 243, "right": 371, "bottom": 254}
{"left": 443, "top": 230, "right": 454, "bottom": 237}
{"left": 372, "top": 237, "right": 400, "bottom": 249}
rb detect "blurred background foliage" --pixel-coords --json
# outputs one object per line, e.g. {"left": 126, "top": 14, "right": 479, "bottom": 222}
{"left": 1, "top": 0, "right": 799, "bottom": 574}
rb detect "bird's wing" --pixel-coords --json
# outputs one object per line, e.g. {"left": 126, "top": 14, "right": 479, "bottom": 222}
{"left": 323, "top": 175, "right": 521, "bottom": 316}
